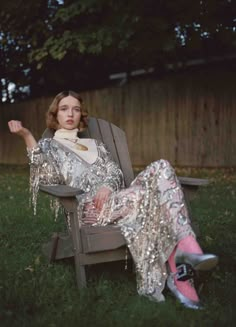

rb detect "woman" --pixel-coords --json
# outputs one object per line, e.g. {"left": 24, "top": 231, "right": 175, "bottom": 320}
{"left": 8, "top": 90, "right": 218, "bottom": 309}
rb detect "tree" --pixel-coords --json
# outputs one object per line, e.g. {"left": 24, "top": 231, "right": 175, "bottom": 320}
{"left": 28, "top": 0, "right": 236, "bottom": 66}
{"left": 0, "top": 1, "right": 55, "bottom": 101}
{"left": 0, "top": 0, "right": 236, "bottom": 102}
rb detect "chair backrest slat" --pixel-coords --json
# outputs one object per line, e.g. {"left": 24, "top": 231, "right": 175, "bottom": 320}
{"left": 87, "top": 117, "right": 101, "bottom": 140}
{"left": 110, "top": 123, "right": 134, "bottom": 187}
{"left": 95, "top": 119, "right": 120, "bottom": 166}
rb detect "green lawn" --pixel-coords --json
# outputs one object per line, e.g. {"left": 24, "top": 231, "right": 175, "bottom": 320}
{"left": 0, "top": 165, "right": 235, "bottom": 327}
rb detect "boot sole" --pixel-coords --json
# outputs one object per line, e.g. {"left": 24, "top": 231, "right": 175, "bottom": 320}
{"left": 193, "top": 257, "right": 219, "bottom": 271}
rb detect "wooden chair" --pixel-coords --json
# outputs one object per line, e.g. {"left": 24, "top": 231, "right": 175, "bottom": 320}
{"left": 40, "top": 117, "right": 208, "bottom": 289}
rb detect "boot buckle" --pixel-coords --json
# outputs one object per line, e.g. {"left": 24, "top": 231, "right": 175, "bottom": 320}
{"left": 176, "top": 264, "right": 195, "bottom": 281}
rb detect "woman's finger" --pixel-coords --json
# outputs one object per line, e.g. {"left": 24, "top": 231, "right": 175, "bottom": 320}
{"left": 95, "top": 194, "right": 103, "bottom": 210}
{"left": 94, "top": 193, "right": 106, "bottom": 211}
{"left": 94, "top": 187, "right": 112, "bottom": 211}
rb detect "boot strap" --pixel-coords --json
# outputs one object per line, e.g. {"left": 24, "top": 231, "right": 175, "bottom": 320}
{"left": 176, "top": 263, "right": 195, "bottom": 281}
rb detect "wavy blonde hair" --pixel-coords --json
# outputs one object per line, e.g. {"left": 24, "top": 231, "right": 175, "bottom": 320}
{"left": 46, "top": 90, "right": 88, "bottom": 130}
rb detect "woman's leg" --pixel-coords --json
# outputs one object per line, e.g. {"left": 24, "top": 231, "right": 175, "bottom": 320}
{"left": 96, "top": 159, "right": 216, "bottom": 306}
{"left": 152, "top": 159, "right": 216, "bottom": 306}
{"left": 177, "top": 235, "right": 202, "bottom": 253}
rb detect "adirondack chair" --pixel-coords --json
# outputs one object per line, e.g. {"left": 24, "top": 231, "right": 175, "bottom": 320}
{"left": 40, "top": 117, "right": 208, "bottom": 289}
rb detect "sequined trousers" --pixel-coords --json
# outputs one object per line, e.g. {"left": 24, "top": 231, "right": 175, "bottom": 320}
{"left": 84, "top": 159, "right": 195, "bottom": 302}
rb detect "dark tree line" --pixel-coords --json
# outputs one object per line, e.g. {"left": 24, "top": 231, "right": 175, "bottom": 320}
{"left": 0, "top": 0, "right": 236, "bottom": 102}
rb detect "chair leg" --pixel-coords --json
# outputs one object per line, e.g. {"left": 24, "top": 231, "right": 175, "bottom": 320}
{"left": 60, "top": 197, "right": 88, "bottom": 288}
{"left": 182, "top": 187, "right": 200, "bottom": 236}
{"left": 74, "top": 255, "right": 87, "bottom": 288}
{"left": 50, "top": 233, "right": 59, "bottom": 263}
{"left": 67, "top": 200, "right": 87, "bottom": 288}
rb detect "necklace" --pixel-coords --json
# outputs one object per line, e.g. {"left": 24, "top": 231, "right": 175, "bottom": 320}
{"left": 64, "top": 138, "right": 88, "bottom": 151}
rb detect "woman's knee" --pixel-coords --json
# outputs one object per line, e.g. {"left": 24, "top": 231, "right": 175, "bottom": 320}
{"left": 151, "top": 159, "right": 173, "bottom": 171}
{"left": 151, "top": 159, "right": 175, "bottom": 180}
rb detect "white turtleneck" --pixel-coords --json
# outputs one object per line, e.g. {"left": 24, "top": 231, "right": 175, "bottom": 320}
{"left": 53, "top": 128, "right": 98, "bottom": 164}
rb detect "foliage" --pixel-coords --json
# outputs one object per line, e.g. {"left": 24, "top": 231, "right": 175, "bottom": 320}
{"left": 0, "top": 0, "right": 236, "bottom": 101}
{"left": 0, "top": 165, "right": 236, "bottom": 326}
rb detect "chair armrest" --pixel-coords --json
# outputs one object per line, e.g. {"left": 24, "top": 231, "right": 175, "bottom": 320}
{"left": 178, "top": 176, "right": 209, "bottom": 207}
{"left": 39, "top": 184, "right": 84, "bottom": 198}
{"left": 178, "top": 176, "right": 209, "bottom": 186}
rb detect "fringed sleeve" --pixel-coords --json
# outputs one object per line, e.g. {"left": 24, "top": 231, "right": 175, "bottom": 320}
{"left": 27, "top": 139, "right": 65, "bottom": 215}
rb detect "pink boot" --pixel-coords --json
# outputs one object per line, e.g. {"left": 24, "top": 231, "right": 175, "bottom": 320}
{"left": 167, "top": 236, "right": 218, "bottom": 309}
{"left": 168, "top": 248, "right": 200, "bottom": 306}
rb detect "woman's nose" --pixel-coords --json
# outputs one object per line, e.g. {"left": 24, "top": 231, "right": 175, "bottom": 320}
{"left": 68, "top": 108, "right": 73, "bottom": 116}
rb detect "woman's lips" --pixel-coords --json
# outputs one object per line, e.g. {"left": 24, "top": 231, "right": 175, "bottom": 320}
{"left": 66, "top": 120, "right": 74, "bottom": 124}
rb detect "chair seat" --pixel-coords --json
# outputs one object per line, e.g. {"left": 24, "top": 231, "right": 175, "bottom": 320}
{"left": 81, "top": 225, "right": 126, "bottom": 253}
{"left": 42, "top": 225, "right": 126, "bottom": 261}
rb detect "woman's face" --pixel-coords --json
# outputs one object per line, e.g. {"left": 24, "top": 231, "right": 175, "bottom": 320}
{"left": 57, "top": 95, "right": 82, "bottom": 130}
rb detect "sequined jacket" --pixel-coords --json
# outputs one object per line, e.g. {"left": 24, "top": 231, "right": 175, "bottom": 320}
{"left": 28, "top": 138, "right": 124, "bottom": 212}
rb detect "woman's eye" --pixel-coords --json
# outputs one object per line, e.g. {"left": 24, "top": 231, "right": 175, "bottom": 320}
{"left": 74, "top": 108, "right": 81, "bottom": 112}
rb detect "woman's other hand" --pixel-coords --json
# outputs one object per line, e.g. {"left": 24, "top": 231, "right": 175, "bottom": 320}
{"left": 94, "top": 186, "right": 112, "bottom": 211}
{"left": 8, "top": 120, "right": 37, "bottom": 149}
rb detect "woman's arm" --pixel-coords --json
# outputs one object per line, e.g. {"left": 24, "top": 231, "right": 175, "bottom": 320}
{"left": 8, "top": 120, "right": 65, "bottom": 214}
{"left": 8, "top": 120, "right": 48, "bottom": 167}
{"left": 8, "top": 120, "right": 37, "bottom": 149}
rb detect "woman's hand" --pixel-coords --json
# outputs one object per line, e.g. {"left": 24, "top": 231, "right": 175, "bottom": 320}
{"left": 93, "top": 186, "right": 112, "bottom": 211}
{"left": 8, "top": 120, "right": 29, "bottom": 137}
{"left": 8, "top": 120, "right": 37, "bottom": 149}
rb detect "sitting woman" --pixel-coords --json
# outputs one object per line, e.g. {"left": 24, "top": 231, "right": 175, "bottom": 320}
{"left": 8, "top": 90, "right": 218, "bottom": 310}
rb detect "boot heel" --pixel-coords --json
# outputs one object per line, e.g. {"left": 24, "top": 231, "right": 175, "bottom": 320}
{"left": 175, "top": 250, "right": 218, "bottom": 271}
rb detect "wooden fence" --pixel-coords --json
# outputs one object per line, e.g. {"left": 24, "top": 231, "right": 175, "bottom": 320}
{"left": 1, "top": 70, "right": 236, "bottom": 167}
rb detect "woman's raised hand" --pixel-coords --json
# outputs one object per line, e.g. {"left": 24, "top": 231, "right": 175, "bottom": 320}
{"left": 8, "top": 120, "right": 37, "bottom": 149}
{"left": 8, "top": 120, "right": 29, "bottom": 137}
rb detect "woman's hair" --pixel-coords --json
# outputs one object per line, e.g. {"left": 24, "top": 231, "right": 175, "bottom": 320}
{"left": 46, "top": 90, "right": 88, "bottom": 130}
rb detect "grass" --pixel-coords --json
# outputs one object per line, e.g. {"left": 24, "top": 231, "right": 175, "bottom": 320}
{"left": 0, "top": 165, "right": 236, "bottom": 327}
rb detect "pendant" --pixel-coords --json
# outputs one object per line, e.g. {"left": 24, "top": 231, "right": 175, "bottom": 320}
{"left": 63, "top": 137, "right": 88, "bottom": 151}
{"left": 74, "top": 143, "right": 88, "bottom": 151}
